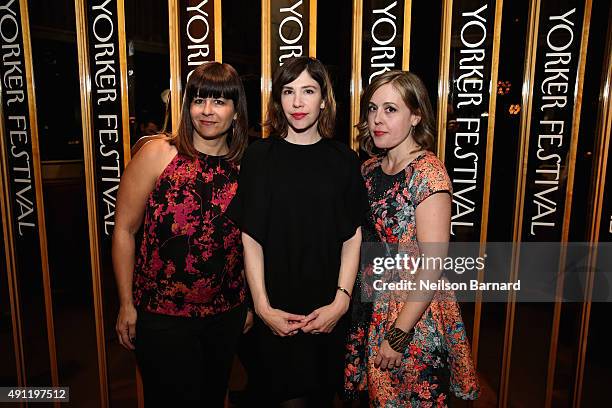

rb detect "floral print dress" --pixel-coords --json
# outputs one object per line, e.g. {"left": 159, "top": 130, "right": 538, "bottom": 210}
{"left": 133, "top": 152, "right": 246, "bottom": 318}
{"left": 345, "top": 152, "right": 479, "bottom": 407}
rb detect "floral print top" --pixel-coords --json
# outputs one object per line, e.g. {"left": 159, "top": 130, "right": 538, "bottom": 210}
{"left": 133, "top": 153, "right": 246, "bottom": 317}
{"left": 345, "top": 152, "right": 479, "bottom": 407}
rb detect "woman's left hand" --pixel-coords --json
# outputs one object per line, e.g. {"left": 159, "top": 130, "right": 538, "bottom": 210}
{"left": 374, "top": 340, "right": 403, "bottom": 370}
{"left": 301, "top": 295, "right": 350, "bottom": 334}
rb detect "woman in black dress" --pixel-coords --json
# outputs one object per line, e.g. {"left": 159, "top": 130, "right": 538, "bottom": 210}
{"left": 229, "top": 57, "right": 368, "bottom": 406}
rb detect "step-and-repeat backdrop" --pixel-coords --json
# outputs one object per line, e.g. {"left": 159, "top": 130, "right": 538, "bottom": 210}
{"left": 0, "top": 0, "right": 610, "bottom": 406}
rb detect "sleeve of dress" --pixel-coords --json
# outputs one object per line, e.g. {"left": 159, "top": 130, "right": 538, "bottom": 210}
{"left": 336, "top": 151, "right": 369, "bottom": 242}
{"left": 412, "top": 154, "right": 452, "bottom": 208}
{"left": 225, "top": 141, "right": 270, "bottom": 246}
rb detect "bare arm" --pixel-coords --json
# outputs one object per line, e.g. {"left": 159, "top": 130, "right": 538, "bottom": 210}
{"left": 337, "top": 227, "right": 363, "bottom": 302}
{"left": 112, "top": 139, "right": 176, "bottom": 349}
{"left": 375, "top": 192, "right": 451, "bottom": 369}
{"left": 393, "top": 192, "right": 451, "bottom": 332}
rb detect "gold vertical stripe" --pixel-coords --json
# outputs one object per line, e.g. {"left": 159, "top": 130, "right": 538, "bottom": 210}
{"left": 309, "top": 0, "right": 317, "bottom": 58}
{"left": 558, "top": 0, "right": 591, "bottom": 248}
{"left": 402, "top": 0, "right": 412, "bottom": 71}
{"left": 573, "top": 5, "right": 612, "bottom": 406}
{"left": 471, "top": 0, "right": 504, "bottom": 369}
{"left": 500, "top": 0, "right": 541, "bottom": 406}
{"left": 0, "top": 158, "right": 25, "bottom": 392}
{"left": 350, "top": 0, "right": 363, "bottom": 151}
{"left": 215, "top": 0, "right": 222, "bottom": 62}
{"left": 169, "top": 0, "right": 181, "bottom": 132}
{"left": 117, "top": 0, "right": 131, "bottom": 165}
{"left": 544, "top": 2, "right": 592, "bottom": 407}
{"left": 0, "top": 2, "right": 36, "bottom": 396}
{"left": 0, "top": 78, "right": 26, "bottom": 394}
{"left": 74, "top": 0, "right": 109, "bottom": 406}
{"left": 261, "top": 0, "right": 271, "bottom": 138}
{"left": 20, "top": 0, "right": 59, "bottom": 396}
{"left": 436, "top": 0, "right": 452, "bottom": 161}
{"left": 116, "top": 2, "right": 140, "bottom": 405}
{"left": 573, "top": 110, "right": 612, "bottom": 404}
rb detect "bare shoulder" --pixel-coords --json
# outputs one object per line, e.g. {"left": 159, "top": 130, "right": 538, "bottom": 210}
{"left": 132, "top": 138, "right": 176, "bottom": 165}
{"left": 135, "top": 136, "right": 176, "bottom": 158}
{"left": 126, "top": 138, "right": 177, "bottom": 181}
{"left": 131, "top": 133, "right": 171, "bottom": 157}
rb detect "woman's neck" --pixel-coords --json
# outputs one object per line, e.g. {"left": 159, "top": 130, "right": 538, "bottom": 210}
{"left": 285, "top": 124, "right": 321, "bottom": 145}
{"left": 384, "top": 139, "right": 423, "bottom": 172}
{"left": 192, "top": 133, "right": 229, "bottom": 156}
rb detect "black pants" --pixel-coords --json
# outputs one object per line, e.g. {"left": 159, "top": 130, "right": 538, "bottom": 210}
{"left": 134, "top": 305, "right": 246, "bottom": 407}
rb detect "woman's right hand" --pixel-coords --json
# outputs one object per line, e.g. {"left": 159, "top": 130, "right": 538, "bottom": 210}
{"left": 112, "top": 139, "right": 176, "bottom": 352}
{"left": 116, "top": 304, "right": 137, "bottom": 350}
{"left": 256, "top": 305, "right": 310, "bottom": 337}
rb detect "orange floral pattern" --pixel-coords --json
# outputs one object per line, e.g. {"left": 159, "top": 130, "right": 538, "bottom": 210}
{"left": 345, "top": 152, "right": 479, "bottom": 407}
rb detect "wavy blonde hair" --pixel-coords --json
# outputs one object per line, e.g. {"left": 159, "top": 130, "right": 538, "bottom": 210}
{"left": 357, "top": 71, "right": 436, "bottom": 156}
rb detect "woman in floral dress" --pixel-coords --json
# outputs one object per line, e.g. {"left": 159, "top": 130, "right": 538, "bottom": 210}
{"left": 345, "top": 70, "right": 479, "bottom": 407}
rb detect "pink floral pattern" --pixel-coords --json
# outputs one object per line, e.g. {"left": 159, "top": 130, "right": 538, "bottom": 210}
{"left": 133, "top": 153, "right": 245, "bottom": 317}
{"left": 345, "top": 152, "right": 479, "bottom": 407}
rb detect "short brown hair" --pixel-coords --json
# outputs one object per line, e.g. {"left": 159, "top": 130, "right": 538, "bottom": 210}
{"left": 264, "top": 57, "right": 336, "bottom": 138}
{"left": 170, "top": 62, "right": 248, "bottom": 162}
{"left": 357, "top": 71, "right": 436, "bottom": 156}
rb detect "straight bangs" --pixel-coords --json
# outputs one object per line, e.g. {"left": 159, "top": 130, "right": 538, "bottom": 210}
{"left": 185, "top": 65, "right": 241, "bottom": 106}
{"left": 171, "top": 62, "right": 249, "bottom": 163}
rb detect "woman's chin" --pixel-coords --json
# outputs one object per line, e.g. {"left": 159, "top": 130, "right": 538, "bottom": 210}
{"left": 194, "top": 131, "right": 229, "bottom": 141}
{"left": 288, "top": 121, "right": 317, "bottom": 134}
{"left": 373, "top": 141, "right": 390, "bottom": 150}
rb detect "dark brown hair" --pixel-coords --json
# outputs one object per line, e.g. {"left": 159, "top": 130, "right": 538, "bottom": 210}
{"left": 357, "top": 70, "right": 436, "bottom": 156}
{"left": 264, "top": 57, "right": 336, "bottom": 138}
{"left": 169, "top": 62, "right": 248, "bottom": 162}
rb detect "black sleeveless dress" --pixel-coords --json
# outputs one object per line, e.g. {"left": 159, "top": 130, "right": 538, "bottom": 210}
{"left": 228, "top": 137, "right": 368, "bottom": 401}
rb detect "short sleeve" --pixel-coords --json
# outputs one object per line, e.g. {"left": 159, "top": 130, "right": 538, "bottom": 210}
{"left": 336, "top": 150, "right": 369, "bottom": 242}
{"left": 225, "top": 140, "right": 270, "bottom": 245}
{"left": 412, "top": 154, "right": 452, "bottom": 207}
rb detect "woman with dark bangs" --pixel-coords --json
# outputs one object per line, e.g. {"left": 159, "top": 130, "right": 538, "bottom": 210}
{"left": 227, "top": 56, "right": 368, "bottom": 407}
{"left": 112, "top": 62, "right": 251, "bottom": 407}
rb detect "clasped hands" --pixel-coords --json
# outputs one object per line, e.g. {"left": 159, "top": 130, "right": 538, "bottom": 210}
{"left": 256, "top": 295, "right": 349, "bottom": 337}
